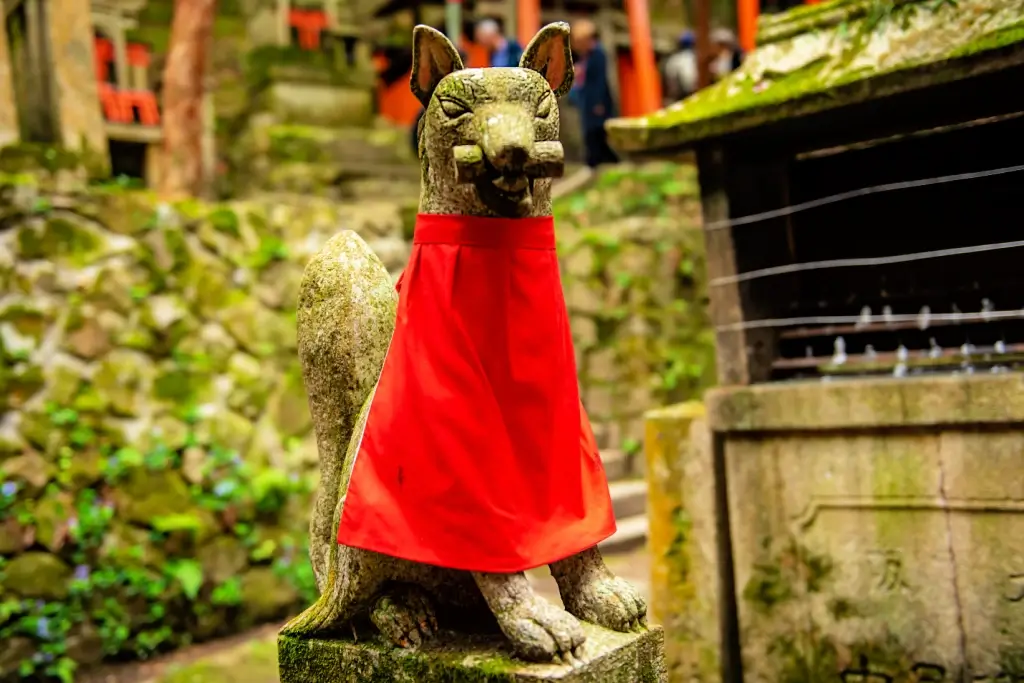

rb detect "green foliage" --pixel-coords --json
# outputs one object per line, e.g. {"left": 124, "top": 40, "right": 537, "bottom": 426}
{"left": 0, "top": 399, "right": 316, "bottom": 682}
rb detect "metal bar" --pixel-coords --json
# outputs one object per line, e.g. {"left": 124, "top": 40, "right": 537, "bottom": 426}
{"left": 778, "top": 311, "right": 1023, "bottom": 340}
{"left": 773, "top": 342, "right": 1024, "bottom": 371}
{"left": 719, "top": 309, "right": 1024, "bottom": 334}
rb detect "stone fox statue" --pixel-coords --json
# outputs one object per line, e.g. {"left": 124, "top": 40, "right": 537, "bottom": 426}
{"left": 280, "top": 22, "right": 647, "bottom": 664}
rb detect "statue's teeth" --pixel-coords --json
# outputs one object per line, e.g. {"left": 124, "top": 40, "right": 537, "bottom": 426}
{"left": 493, "top": 176, "right": 527, "bottom": 193}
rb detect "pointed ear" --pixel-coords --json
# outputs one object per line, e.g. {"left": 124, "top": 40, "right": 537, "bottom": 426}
{"left": 411, "top": 25, "right": 465, "bottom": 107}
{"left": 519, "top": 22, "right": 574, "bottom": 98}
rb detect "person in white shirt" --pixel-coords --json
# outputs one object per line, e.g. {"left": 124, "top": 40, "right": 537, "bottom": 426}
{"left": 663, "top": 30, "right": 698, "bottom": 103}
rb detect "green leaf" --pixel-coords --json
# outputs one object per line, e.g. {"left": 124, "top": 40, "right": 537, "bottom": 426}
{"left": 151, "top": 513, "right": 204, "bottom": 534}
{"left": 167, "top": 559, "right": 204, "bottom": 600}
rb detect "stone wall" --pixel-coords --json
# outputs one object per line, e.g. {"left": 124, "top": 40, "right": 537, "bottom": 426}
{"left": 555, "top": 162, "right": 715, "bottom": 458}
{"left": 0, "top": 173, "right": 409, "bottom": 682}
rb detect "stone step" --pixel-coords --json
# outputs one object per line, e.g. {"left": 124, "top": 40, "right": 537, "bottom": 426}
{"left": 600, "top": 449, "right": 631, "bottom": 481}
{"left": 610, "top": 478, "right": 648, "bottom": 520}
{"left": 599, "top": 514, "right": 648, "bottom": 555}
{"left": 600, "top": 448, "right": 645, "bottom": 482}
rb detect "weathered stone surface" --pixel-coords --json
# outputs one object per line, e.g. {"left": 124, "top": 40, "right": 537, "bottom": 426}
{"left": 278, "top": 625, "right": 666, "bottom": 683}
{"left": 643, "top": 402, "right": 720, "bottom": 682}
{"left": 1, "top": 552, "right": 72, "bottom": 599}
{"left": 0, "top": 16, "right": 17, "bottom": 147}
{"left": 46, "top": 0, "right": 108, "bottom": 162}
{"left": 711, "top": 373, "right": 1024, "bottom": 680}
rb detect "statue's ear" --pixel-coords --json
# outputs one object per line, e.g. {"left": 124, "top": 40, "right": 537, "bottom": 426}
{"left": 519, "top": 22, "right": 574, "bottom": 98}
{"left": 411, "top": 25, "right": 465, "bottom": 107}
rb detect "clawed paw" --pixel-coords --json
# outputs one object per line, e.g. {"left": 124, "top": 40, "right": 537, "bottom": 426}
{"left": 370, "top": 585, "right": 439, "bottom": 648}
{"left": 499, "top": 597, "right": 587, "bottom": 664}
{"left": 562, "top": 575, "right": 648, "bottom": 633}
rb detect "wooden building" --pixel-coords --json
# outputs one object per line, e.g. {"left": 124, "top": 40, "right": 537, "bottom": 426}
{"left": 609, "top": 0, "right": 1024, "bottom": 679}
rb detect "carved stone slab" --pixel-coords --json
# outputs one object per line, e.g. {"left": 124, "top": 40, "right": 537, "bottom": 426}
{"left": 708, "top": 374, "right": 1024, "bottom": 682}
{"left": 278, "top": 624, "right": 667, "bottom": 682}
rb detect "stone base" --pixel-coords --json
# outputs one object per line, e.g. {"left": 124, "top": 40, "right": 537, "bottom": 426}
{"left": 278, "top": 623, "right": 666, "bottom": 682}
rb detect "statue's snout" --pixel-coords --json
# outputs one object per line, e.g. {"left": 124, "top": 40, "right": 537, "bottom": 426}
{"left": 453, "top": 142, "right": 565, "bottom": 184}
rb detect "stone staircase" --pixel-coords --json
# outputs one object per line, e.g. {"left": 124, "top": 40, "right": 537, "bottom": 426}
{"left": 597, "top": 448, "right": 649, "bottom": 555}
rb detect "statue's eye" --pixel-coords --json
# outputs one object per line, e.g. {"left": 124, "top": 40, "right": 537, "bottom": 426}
{"left": 536, "top": 94, "right": 553, "bottom": 119}
{"left": 439, "top": 98, "right": 471, "bottom": 118}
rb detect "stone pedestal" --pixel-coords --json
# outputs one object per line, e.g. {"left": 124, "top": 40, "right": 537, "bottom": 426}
{"left": 278, "top": 623, "right": 666, "bottom": 682}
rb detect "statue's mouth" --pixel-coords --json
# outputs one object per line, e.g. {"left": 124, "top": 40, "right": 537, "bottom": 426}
{"left": 474, "top": 173, "right": 535, "bottom": 215}
{"left": 454, "top": 142, "right": 563, "bottom": 217}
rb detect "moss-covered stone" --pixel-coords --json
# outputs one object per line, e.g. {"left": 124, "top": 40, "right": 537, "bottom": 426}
{"left": 100, "top": 520, "right": 167, "bottom": 568}
{"left": 1, "top": 552, "right": 72, "bottom": 599}
{"left": 114, "top": 468, "right": 201, "bottom": 529}
{"left": 277, "top": 625, "right": 667, "bottom": 682}
{"left": 32, "top": 492, "right": 74, "bottom": 552}
{"left": 14, "top": 214, "right": 107, "bottom": 265}
{"left": 92, "top": 349, "right": 156, "bottom": 416}
{"left": 198, "top": 535, "right": 250, "bottom": 584}
{"left": 240, "top": 567, "right": 300, "bottom": 625}
{"left": 607, "top": 0, "right": 1024, "bottom": 153}
{"left": 1, "top": 451, "right": 55, "bottom": 495}
{"left": 227, "top": 352, "right": 275, "bottom": 417}
{"left": 220, "top": 295, "right": 295, "bottom": 357}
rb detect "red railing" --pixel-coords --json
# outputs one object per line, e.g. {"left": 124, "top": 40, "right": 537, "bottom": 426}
{"left": 93, "top": 36, "right": 160, "bottom": 126}
{"left": 289, "top": 9, "right": 327, "bottom": 50}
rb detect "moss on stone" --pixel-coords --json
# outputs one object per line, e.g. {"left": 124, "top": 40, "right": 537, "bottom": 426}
{"left": 607, "top": 0, "right": 1024, "bottom": 153}
{"left": 1, "top": 552, "right": 72, "bottom": 600}
{"left": 278, "top": 624, "right": 666, "bottom": 682}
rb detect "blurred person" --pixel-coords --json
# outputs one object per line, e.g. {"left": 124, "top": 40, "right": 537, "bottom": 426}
{"left": 569, "top": 18, "right": 618, "bottom": 168}
{"left": 710, "top": 28, "right": 744, "bottom": 81}
{"left": 475, "top": 18, "right": 523, "bottom": 68}
{"left": 663, "top": 30, "right": 698, "bottom": 103}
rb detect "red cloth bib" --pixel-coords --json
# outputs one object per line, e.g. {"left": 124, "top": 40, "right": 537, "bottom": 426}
{"left": 336, "top": 213, "right": 616, "bottom": 573}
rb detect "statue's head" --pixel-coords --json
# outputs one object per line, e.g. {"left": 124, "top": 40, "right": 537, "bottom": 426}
{"left": 412, "top": 23, "right": 574, "bottom": 218}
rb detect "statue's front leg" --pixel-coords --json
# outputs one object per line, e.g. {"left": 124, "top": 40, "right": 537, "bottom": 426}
{"left": 549, "top": 546, "right": 647, "bottom": 632}
{"left": 472, "top": 570, "right": 586, "bottom": 663}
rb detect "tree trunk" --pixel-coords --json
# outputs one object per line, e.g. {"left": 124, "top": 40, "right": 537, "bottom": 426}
{"left": 159, "top": 0, "right": 216, "bottom": 198}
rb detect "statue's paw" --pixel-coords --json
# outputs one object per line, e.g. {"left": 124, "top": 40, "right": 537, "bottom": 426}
{"left": 370, "top": 585, "right": 439, "bottom": 648}
{"left": 563, "top": 575, "right": 648, "bottom": 633}
{"left": 499, "top": 597, "right": 586, "bottom": 664}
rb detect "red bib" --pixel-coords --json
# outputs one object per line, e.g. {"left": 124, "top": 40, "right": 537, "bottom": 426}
{"left": 336, "top": 213, "right": 615, "bottom": 573}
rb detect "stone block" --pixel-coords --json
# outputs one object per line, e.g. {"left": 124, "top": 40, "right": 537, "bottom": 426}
{"left": 643, "top": 402, "right": 720, "bottom": 683}
{"left": 268, "top": 81, "right": 374, "bottom": 128}
{"left": 710, "top": 373, "right": 1024, "bottom": 681}
{"left": 278, "top": 624, "right": 666, "bottom": 683}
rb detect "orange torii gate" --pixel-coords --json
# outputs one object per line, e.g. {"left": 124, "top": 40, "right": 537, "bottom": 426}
{"left": 516, "top": 0, "right": 661, "bottom": 116}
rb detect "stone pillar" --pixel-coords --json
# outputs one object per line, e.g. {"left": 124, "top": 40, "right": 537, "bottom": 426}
{"left": 644, "top": 402, "right": 722, "bottom": 682}
{"left": 0, "top": 13, "right": 20, "bottom": 146}
{"left": 277, "top": 0, "right": 292, "bottom": 46}
{"left": 111, "top": 19, "right": 131, "bottom": 90}
{"left": 47, "top": 0, "right": 109, "bottom": 170}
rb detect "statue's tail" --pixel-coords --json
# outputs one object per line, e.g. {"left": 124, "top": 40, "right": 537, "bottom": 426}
{"left": 296, "top": 231, "right": 397, "bottom": 594}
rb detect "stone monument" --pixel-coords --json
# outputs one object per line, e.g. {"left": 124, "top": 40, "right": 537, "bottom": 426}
{"left": 277, "top": 22, "right": 666, "bottom": 682}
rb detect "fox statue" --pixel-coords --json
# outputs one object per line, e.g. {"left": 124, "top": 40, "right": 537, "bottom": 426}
{"left": 280, "top": 22, "right": 647, "bottom": 664}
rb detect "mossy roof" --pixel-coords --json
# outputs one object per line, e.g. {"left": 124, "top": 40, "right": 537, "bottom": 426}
{"left": 606, "top": 0, "right": 1024, "bottom": 154}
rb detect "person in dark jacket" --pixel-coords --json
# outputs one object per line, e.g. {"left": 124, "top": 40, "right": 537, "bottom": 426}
{"left": 569, "top": 19, "right": 618, "bottom": 168}
{"left": 474, "top": 19, "right": 523, "bottom": 68}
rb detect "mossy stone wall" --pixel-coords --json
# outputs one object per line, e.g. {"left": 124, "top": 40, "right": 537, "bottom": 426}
{"left": 0, "top": 173, "right": 410, "bottom": 682}
{"left": 554, "top": 163, "right": 715, "bottom": 455}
